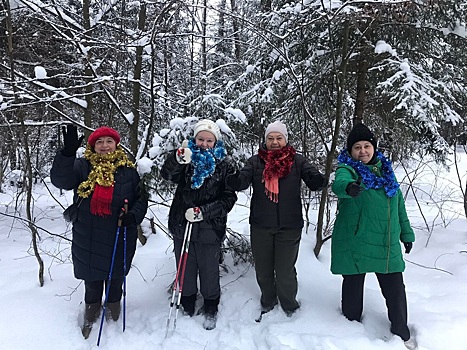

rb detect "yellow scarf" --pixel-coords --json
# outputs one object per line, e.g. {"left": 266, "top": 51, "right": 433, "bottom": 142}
{"left": 77, "top": 144, "right": 134, "bottom": 216}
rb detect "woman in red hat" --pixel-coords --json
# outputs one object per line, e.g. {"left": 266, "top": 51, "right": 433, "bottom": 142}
{"left": 50, "top": 125, "right": 148, "bottom": 339}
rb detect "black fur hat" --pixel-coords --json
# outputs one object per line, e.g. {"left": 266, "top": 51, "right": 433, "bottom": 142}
{"left": 346, "top": 123, "right": 377, "bottom": 153}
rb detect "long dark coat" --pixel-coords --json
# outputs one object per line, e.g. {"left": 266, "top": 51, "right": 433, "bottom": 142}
{"left": 231, "top": 153, "right": 325, "bottom": 229}
{"left": 50, "top": 151, "right": 148, "bottom": 281}
{"left": 160, "top": 151, "right": 237, "bottom": 244}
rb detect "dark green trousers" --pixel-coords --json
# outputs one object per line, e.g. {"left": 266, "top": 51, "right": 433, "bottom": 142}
{"left": 250, "top": 225, "right": 301, "bottom": 312}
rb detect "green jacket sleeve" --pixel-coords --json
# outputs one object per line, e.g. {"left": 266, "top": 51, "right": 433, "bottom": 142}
{"left": 332, "top": 165, "right": 358, "bottom": 199}
{"left": 397, "top": 189, "right": 415, "bottom": 243}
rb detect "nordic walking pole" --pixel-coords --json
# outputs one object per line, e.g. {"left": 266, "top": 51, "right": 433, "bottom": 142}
{"left": 164, "top": 222, "right": 192, "bottom": 338}
{"left": 173, "top": 222, "right": 193, "bottom": 331}
{"left": 97, "top": 207, "right": 125, "bottom": 347}
{"left": 122, "top": 199, "right": 129, "bottom": 333}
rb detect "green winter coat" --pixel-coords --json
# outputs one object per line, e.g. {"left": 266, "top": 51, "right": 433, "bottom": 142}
{"left": 331, "top": 162, "right": 415, "bottom": 275}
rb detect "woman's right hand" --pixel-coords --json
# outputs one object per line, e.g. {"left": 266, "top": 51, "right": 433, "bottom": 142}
{"left": 62, "top": 124, "right": 84, "bottom": 156}
{"left": 226, "top": 170, "right": 241, "bottom": 190}
{"left": 176, "top": 140, "right": 192, "bottom": 164}
{"left": 345, "top": 177, "right": 363, "bottom": 198}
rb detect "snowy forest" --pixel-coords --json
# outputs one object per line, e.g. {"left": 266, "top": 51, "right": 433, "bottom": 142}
{"left": 1, "top": 0, "right": 466, "bottom": 279}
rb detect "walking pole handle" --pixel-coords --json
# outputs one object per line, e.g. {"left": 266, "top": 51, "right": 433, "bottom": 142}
{"left": 117, "top": 199, "right": 129, "bottom": 227}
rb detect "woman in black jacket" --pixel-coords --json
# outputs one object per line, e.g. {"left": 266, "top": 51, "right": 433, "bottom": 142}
{"left": 226, "top": 121, "right": 326, "bottom": 318}
{"left": 161, "top": 119, "right": 237, "bottom": 330}
{"left": 50, "top": 125, "right": 147, "bottom": 338}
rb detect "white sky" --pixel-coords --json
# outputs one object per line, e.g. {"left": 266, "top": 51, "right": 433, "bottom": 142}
{"left": 1, "top": 149, "right": 467, "bottom": 349}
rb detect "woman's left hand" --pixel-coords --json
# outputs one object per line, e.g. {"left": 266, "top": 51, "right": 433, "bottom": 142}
{"left": 120, "top": 212, "right": 135, "bottom": 227}
{"left": 185, "top": 207, "right": 203, "bottom": 222}
{"left": 403, "top": 242, "right": 413, "bottom": 254}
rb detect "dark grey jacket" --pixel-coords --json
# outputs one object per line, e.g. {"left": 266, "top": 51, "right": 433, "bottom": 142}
{"left": 160, "top": 151, "right": 237, "bottom": 244}
{"left": 230, "top": 153, "right": 325, "bottom": 229}
{"left": 51, "top": 151, "right": 148, "bottom": 281}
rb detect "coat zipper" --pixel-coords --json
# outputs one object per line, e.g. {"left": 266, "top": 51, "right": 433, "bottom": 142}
{"left": 386, "top": 197, "right": 391, "bottom": 273}
{"left": 276, "top": 201, "right": 280, "bottom": 226}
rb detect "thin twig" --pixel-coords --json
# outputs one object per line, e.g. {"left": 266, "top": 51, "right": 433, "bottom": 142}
{"left": 0, "top": 212, "right": 71, "bottom": 242}
{"left": 405, "top": 258, "right": 453, "bottom": 275}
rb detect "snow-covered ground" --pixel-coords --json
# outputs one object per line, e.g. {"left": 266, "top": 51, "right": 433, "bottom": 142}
{"left": 1, "top": 151, "right": 467, "bottom": 350}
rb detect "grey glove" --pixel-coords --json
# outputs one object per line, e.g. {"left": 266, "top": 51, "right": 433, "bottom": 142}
{"left": 185, "top": 207, "right": 203, "bottom": 222}
{"left": 176, "top": 140, "right": 192, "bottom": 164}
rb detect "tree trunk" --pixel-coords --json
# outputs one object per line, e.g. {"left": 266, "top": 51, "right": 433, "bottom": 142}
{"left": 21, "top": 125, "right": 45, "bottom": 286}
{"left": 464, "top": 181, "right": 467, "bottom": 218}
{"left": 230, "top": 0, "right": 242, "bottom": 60}
{"left": 82, "top": 0, "right": 93, "bottom": 135}
{"left": 201, "top": 0, "right": 207, "bottom": 93}
{"left": 314, "top": 20, "right": 351, "bottom": 257}
{"left": 354, "top": 56, "right": 367, "bottom": 122}
{"left": 130, "top": 3, "right": 147, "bottom": 158}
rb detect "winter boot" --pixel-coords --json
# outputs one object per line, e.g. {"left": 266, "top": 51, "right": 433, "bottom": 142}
{"left": 283, "top": 301, "right": 300, "bottom": 317}
{"left": 181, "top": 294, "right": 197, "bottom": 317}
{"left": 81, "top": 302, "right": 101, "bottom": 339}
{"left": 202, "top": 297, "right": 219, "bottom": 330}
{"left": 261, "top": 299, "right": 278, "bottom": 314}
{"left": 404, "top": 337, "right": 418, "bottom": 350}
{"left": 105, "top": 301, "right": 121, "bottom": 322}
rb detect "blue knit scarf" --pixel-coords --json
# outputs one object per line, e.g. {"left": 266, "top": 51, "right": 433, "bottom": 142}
{"left": 188, "top": 139, "right": 226, "bottom": 189}
{"left": 337, "top": 149, "right": 400, "bottom": 198}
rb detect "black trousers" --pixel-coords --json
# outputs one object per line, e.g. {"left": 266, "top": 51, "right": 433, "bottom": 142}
{"left": 250, "top": 225, "right": 301, "bottom": 312}
{"left": 174, "top": 238, "right": 221, "bottom": 302}
{"left": 84, "top": 278, "right": 124, "bottom": 304}
{"left": 342, "top": 272, "right": 410, "bottom": 341}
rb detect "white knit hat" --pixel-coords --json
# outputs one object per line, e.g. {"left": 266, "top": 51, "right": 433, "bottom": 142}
{"left": 265, "top": 121, "right": 288, "bottom": 142}
{"left": 193, "top": 119, "right": 221, "bottom": 140}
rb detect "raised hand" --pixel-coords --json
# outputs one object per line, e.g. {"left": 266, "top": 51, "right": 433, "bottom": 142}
{"left": 62, "top": 124, "right": 84, "bottom": 156}
{"left": 176, "top": 140, "right": 192, "bottom": 164}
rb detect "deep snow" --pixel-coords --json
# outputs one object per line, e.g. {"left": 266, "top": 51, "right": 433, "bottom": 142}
{"left": 1, "top": 152, "right": 467, "bottom": 350}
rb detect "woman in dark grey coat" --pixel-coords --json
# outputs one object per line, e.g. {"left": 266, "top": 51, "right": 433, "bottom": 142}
{"left": 161, "top": 119, "right": 236, "bottom": 330}
{"left": 226, "top": 121, "right": 326, "bottom": 318}
{"left": 50, "top": 125, "right": 147, "bottom": 338}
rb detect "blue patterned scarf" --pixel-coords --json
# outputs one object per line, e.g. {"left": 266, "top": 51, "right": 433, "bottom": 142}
{"left": 188, "top": 139, "right": 226, "bottom": 189}
{"left": 337, "top": 149, "right": 400, "bottom": 198}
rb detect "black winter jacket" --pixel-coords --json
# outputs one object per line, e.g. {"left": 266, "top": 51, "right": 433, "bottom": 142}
{"left": 160, "top": 151, "right": 237, "bottom": 244}
{"left": 230, "top": 153, "right": 325, "bottom": 229}
{"left": 50, "top": 151, "right": 148, "bottom": 281}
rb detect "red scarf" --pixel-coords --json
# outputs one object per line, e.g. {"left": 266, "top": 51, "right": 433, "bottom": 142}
{"left": 90, "top": 184, "right": 114, "bottom": 217}
{"left": 258, "top": 145, "right": 296, "bottom": 203}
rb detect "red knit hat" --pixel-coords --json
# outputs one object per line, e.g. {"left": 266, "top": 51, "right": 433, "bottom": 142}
{"left": 88, "top": 126, "right": 121, "bottom": 147}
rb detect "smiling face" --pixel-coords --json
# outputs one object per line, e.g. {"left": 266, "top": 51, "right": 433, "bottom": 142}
{"left": 351, "top": 141, "right": 375, "bottom": 164}
{"left": 265, "top": 132, "right": 287, "bottom": 150}
{"left": 195, "top": 131, "right": 216, "bottom": 150}
{"left": 94, "top": 136, "right": 117, "bottom": 154}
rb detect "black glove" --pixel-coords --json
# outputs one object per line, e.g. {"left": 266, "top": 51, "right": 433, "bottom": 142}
{"left": 62, "top": 125, "right": 84, "bottom": 156}
{"left": 403, "top": 242, "right": 413, "bottom": 254}
{"left": 226, "top": 171, "right": 241, "bottom": 190}
{"left": 345, "top": 178, "right": 363, "bottom": 198}
{"left": 120, "top": 212, "right": 135, "bottom": 227}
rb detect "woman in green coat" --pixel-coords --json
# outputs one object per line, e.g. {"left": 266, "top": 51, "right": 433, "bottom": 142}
{"left": 331, "top": 123, "right": 416, "bottom": 349}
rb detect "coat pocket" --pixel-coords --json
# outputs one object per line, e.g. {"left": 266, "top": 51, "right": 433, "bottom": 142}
{"left": 63, "top": 197, "right": 83, "bottom": 223}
